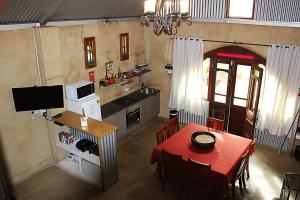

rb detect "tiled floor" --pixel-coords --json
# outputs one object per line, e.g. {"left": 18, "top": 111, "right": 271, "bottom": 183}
{"left": 14, "top": 118, "right": 300, "bottom": 200}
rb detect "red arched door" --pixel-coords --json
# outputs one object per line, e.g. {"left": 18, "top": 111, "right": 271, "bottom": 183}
{"left": 205, "top": 46, "right": 266, "bottom": 138}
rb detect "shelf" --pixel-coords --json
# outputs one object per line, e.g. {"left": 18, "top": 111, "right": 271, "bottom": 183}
{"left": 99, "top": 69, "right": 151, "bottom": 88}
{"left": 100, "top": 79, "right": 133, "bottom": 88}
{"left": 56, "top": 138, "right": 100, "bottom": 166}
{"left": 57, "top": 158, "right": 101, "bottom": 186}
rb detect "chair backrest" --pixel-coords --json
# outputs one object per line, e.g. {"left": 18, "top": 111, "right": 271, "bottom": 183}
{"left": 207, "top": 117, "right": 224, "bottom": 131}
{"left": 187, "top": 159, "right": 211, "bottom": 184}
{"left": 167, "top": 117, "right": 179, "bottom": 137}
{"left": 156, "top": 126, "right": 169, "bottom": 145}
{"left": 162, "top": 149, "right": 182, "bottom": 178}
{"left": 235, "top": 149, "right": 249, "bottom": 179}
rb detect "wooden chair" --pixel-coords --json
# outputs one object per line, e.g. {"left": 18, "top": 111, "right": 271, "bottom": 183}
{"left": 231, "top": 149, "right": 249, "bottom": 200}
{"left": 156, "top": 126, "right": 168, "bottom": 145}
{"left": 186, "top": 159, "right": 213, "bottom": 199}
{"left": 161, "top": 149, "right": 183, "bottom": 200}
{"left": 167, "top": 116, "right": 179, "bottom": 137}
{"left": 277, "top": 173, "right": 300, "bottom": 200}
{"left": 245, "top": 139, "right": 256, "bottom": 179}
{"left": 206, "top": 117, "right": 224, "bottom": 131}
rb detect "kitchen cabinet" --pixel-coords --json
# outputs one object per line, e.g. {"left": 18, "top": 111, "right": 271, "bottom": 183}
{"left": 103, "top": 109, "right": 127, "bottom": 139}
{"left": 103, "top": 91, "right": 160, "bottom": 139}
{"left": 154, "top": 93, "right": 160, "bottom": 117}
{"left": 103, "top": 114, "right": 116, "bottom": 126}
{"left": 140, "top": 92, "right": 160, "bottom": 123}
{"left": 115, "top": 109, "right": 127, "bottom": 139}
{"left": 140, "top": 96, "right": 152, "bottom": 122}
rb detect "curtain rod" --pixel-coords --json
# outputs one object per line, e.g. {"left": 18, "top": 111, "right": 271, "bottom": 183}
{"left": 202, "top": 39, "right": 271, "bottom": 47}
{"left": 172, "top": 37, "right": 271, "bottom": 47}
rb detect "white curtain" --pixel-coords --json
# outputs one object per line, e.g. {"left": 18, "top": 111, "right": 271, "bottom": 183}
{"left": 169, "top": 38, "right": 207, "bottom": 116}
{"left": 257, "top": 45, "right": 300, "bottom": 136}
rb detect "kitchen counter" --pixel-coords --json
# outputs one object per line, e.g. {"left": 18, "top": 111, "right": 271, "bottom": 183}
{"left": 101, "top": 88, "right": 160, "bottom": 119}
{"left": 52, "top": 111, "right": 118, "bottom": 138}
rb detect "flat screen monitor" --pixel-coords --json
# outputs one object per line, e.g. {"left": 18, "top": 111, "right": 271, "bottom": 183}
{"left": 12, "top": 85, "right": 64, "bottom": 112}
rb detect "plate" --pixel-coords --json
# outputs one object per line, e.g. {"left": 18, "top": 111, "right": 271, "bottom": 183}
{"left": 191, "top": 131, "right": 216, "bottom": 150}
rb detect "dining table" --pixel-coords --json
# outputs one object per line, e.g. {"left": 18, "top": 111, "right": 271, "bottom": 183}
{"left": 151, "top": 123, "right": 253, "bottom": 199}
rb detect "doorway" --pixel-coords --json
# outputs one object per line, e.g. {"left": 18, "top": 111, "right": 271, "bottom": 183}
{"left": 205, "top": 46, "right": 266, "bottom": 137}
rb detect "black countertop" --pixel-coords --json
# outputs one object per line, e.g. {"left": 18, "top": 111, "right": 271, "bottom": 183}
{"left": 101, "top": 88, "right": 160, "bottom": 119}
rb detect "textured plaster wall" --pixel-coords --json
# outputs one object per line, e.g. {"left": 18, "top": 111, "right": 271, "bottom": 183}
{"left": 145, "top": 22, "right": 300, "bottom": 118}
{"left": 57, "top": 21, "right": 145, "bottom": 104}
{"left": 0, "top": 29, "right": 53, "bottom": 186}
{"left": 0, "top": 21, "right": 145, "bottom": 186}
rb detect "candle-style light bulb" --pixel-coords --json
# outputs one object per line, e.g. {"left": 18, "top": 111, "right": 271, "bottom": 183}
{"left": 144, "top": 0, "right": 156, "bottom": 13}
{"left": 180, "top": 0, "right": 189, "bottom": 13}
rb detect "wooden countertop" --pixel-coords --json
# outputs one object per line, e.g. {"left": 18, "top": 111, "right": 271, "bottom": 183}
{"left": 52, "top": 111, "right": 118, "bottom": 138}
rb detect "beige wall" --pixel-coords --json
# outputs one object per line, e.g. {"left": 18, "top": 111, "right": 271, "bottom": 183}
{"left": 0, "top": 21, "right": 145, "bottom": 185}
{"left": 0, "top": 29, "right": 53, "bottom": 186}
{"left": 57, "top": 21, "right": 145, "bottom": 104}
{"left": 145, "top": 22, "right": 300, "bottom": 118}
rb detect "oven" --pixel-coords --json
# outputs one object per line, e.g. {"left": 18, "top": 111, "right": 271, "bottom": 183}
{"left": 126, "top": 104, "right": 140, "bottom": 128}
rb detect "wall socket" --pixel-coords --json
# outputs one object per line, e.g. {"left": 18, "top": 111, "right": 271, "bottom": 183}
{"left": 31, "top": 109, "right": 46, "bottom": 119}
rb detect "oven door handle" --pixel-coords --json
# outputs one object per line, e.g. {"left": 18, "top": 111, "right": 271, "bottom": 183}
{"left": 127, "top": 110, "right": 140, "bottom": 116}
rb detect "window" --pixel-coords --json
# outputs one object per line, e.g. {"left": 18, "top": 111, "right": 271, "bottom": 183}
{"left": 84, "top": 37, "right": 97, "bottom": 69}
{"left": 120, "top": 33, "right": 129, "bottom": 61}
{"left": 227, "top": 0, "right": 255, "bottom": 19}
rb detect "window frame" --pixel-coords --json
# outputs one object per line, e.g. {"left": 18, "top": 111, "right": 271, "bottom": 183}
{"left": 84, "top": 37, "right": 97, "bottom": 69}
{"left": 120, "top": 33, "right": 129, "bottom": 61}
{"left": 226, "top": 0, "right": 255, "bottom": 20}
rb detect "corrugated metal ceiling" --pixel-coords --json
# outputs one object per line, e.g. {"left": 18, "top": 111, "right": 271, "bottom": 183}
{"left": 0, "top": 0, "right": 144, "bottom": 25}
{"left": 0, "top": 0, "right": 299, "bottom": 25}
{"left": 51, "top": 0, "right": 143, "bottom": 21}
{"left": 0, "top": 0, "right": 54, "bottom": 24}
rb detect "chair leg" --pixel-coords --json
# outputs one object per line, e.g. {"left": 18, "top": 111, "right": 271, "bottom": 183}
{"left": 161, "top": 179, "right": 165, "bottom": 192}
{"left": 177, "top": 178, "right": 182, "bottom": 200}
{"left": 242, "top": 173, "right": 247, "bottom": 190}
{"left": 238, "top": 178, "right": 243, "bottom": 193}
{"left": 161, "top": 170, "right": 166, "bottom": 192}
{"left": 186, "top": 182, "right": 191, "bottom": 200}
{"left": 156, "top": 163, "right": 162, "bottom": 181}
{"left": 246, "top": 162, "right": 250, "bottom": 179}
{"left": 231, "top": 181, "right": 235, "bottom": 200}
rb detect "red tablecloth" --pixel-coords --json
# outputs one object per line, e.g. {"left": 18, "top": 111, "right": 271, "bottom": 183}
{"left": 151, "top": 123, "right": 252, "bottom": 198}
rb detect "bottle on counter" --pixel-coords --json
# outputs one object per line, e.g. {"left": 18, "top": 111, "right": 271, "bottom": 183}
{"left": 118, "top": 67, "right": 122, "bottom": 78}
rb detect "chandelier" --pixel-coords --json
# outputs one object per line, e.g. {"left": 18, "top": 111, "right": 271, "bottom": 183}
{"left": 141, "top": 0, "right": 192, "bottom": 36}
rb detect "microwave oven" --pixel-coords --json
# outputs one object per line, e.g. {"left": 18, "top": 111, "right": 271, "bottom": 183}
{"left": 65, "top": 80, "right": 95, "bottom": 101}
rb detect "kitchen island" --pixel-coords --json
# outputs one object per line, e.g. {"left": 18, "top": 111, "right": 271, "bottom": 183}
{"left": 52, "top": 111, "right": 118, "bottom": 191}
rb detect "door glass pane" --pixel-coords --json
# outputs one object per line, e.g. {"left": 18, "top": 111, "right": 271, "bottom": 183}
{"left": 217, "top": 63, "right": 229, "bottom": 70}
{"left": 250, "top": 80, "right": 258, "bottom": 110}
{"left": 215, "top": 71, "right": 228, "bottom": 95}
{"left": 253, "top": 69, "right": 260, "bottom": 78}
{"left": 233, "top": 98, "right": 247, "bottom": 107}
{"left": 215, "top": 94, "right": 226, "bottom": 103}
{"left": 234, "top": 65, "right": 251, "bottom": 99}
{"left": 202, "top": 58, "right": 210, "bottom": 99}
